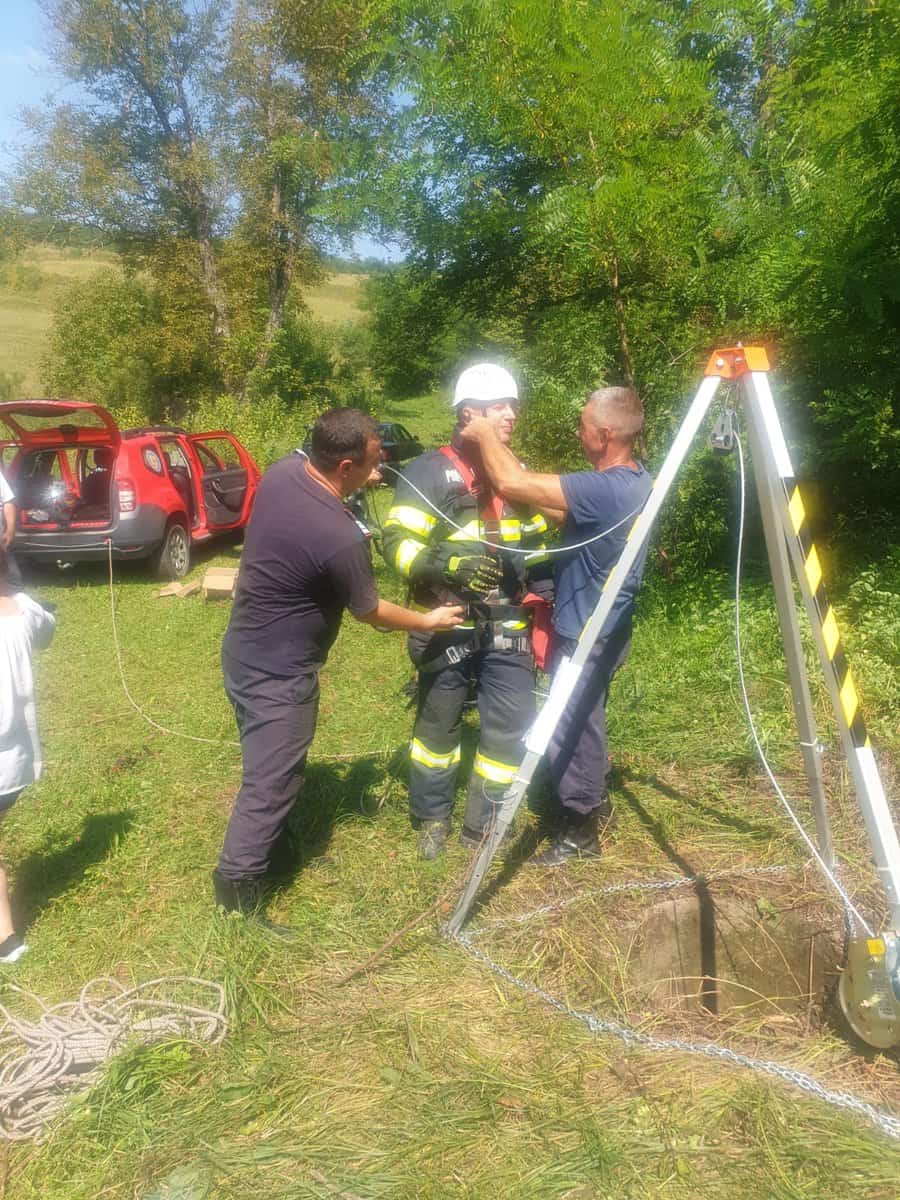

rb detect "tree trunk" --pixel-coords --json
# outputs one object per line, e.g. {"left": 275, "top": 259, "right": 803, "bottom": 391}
{"left": 245, "top": 169, "right": 295, "bottom": 387}
{"left": 610, "top": 251, "right": 635, "bottom": 387}
{"left": 198, "top": 228, "right": 231, "bottom": 342}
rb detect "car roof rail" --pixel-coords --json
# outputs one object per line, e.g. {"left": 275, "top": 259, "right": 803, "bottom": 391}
{"left": 122, "top": 425, "right": 189, "bottom": 438}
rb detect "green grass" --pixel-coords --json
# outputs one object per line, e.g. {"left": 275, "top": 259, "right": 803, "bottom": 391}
{"left": 1, "top": 470, "right": 898, "bottom": 1195}
{"left": 380, "top": 390, "right": 455, "bottom": 449}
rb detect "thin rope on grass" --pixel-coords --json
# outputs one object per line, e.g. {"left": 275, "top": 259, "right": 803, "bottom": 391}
{"left": 104, "top": 539, "right": 396, "bottom": 765}
{"left": 0, "top": 976, "right": 227, "bottom": 1141}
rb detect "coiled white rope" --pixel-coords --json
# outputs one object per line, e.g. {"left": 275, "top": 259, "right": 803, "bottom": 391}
{"left": 0, "top": 976, "right": 227, "bottom": 1141}
{"left": 104, "top": 539, "right": 393, "bottom": 767}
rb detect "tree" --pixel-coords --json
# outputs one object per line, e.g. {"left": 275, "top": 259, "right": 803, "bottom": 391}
{"left": 10, "top": 0, "right": 389, "bottom": 393}
{"left": 365, "top": 0, "right": 898, "bottom": 560}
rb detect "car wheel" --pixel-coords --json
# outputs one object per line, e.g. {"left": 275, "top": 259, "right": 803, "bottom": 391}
{"left": 155, "top": 521, "right": 191, "bottom": 580}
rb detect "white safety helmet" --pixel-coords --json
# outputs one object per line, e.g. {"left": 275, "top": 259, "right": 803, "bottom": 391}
{"left": 452, "top": 362, "right": 519, "bottom": 409}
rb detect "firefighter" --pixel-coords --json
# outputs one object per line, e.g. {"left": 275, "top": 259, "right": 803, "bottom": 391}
{"left": 459, "top": 387, "right": 653, "bottom": 864}
{"left": 381, "top": 364, "right": 553, "bottom": 859}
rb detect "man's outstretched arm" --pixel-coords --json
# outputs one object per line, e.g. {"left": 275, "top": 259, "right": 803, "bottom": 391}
{"left": 459, "top": 417, "right": 567, "bottom": 517}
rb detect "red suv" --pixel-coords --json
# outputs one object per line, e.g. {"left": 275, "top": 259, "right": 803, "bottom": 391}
{"left": 0, "top": 400, "right": 261, "bottom": 578}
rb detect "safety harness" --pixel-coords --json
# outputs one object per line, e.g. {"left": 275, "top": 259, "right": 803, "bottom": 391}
{"left": 413, "top": 445, "right": 533, "bottom": 673}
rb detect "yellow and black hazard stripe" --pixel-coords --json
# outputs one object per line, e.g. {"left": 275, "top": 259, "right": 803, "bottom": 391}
{"left": 782, "top": 479, "right": 869, "bottom": 750}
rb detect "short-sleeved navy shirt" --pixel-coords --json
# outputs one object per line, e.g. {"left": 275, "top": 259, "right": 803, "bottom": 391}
{"left": 553, "top": 463, "right": 653, "bottom": 642}
{"left": 223, "top": 453, "right": 378, "bottom": 677}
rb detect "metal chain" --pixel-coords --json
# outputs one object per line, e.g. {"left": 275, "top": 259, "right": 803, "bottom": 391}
{"left": 468, "top": 864, "right": 792, "bottom": 933}
{"left": 449, "top": 930, "right": 900, "bottom": 1142}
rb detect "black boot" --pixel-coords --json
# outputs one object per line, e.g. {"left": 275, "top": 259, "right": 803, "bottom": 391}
{"left": 212, "top": 869, "right": 298, "bottom": 939}
{"left": 529, "top": 807, "right": 611, "bottom": 867}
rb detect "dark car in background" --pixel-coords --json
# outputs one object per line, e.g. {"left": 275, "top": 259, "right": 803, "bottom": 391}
{"left": 376, "top": 422, "right": 423, "bottom": 466}
{"left": 0, "top": 400, "right": 261, "bottom": 579}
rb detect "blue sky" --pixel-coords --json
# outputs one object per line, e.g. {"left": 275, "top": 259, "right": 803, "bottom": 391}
{"left": 0, "top": 1, "right": 60, "bottom": 168}
{"left": 0, "top": 0, "right": 399, "bottom": 261}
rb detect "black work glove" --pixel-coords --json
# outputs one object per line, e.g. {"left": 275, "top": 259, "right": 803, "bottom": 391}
{"left": 442, "top": 554, "right": 502, "bottom": 598}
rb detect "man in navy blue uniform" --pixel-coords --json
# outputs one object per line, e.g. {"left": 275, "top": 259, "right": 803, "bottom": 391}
{"left": 460, "top": 387, "right": 652, "bottom": 864}
{"left": 215, "top": 408, "right": 462, "bottom": 924}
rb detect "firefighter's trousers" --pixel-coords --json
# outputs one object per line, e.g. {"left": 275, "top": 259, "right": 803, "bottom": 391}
{"left": 408, "top": 632, "right": 535, "bottom": 833}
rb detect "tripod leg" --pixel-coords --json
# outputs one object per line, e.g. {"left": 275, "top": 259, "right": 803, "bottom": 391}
{"left": 742, "top": 393, "right": 834, "bottom": 865}
{"left": 447, "top": 374, "right": 723, "bottom": 935}
{"left": 744, "top": 370, "right": 900, "bottom": 929}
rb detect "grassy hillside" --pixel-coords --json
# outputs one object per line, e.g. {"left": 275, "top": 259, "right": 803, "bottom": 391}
{"left": 1, "top": 383, "right": 898, "bottom": 1194}
{"left": 0, "top": 246, "right": 367, "bottom": 395}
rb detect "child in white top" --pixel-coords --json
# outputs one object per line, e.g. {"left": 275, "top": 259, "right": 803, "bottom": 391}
{"left": 0, "top": 546, "right": 56, "bottom": 962}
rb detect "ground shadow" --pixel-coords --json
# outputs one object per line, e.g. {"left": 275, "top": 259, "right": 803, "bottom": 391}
{"left": 19, "top": 534, "right": 242, "bottom": 596}
{"left": 464, "top": 823, "right": 544, "bottom": 921}
{"left": 615, "top": 764, "right": 775, "bottom": 841}
{"left": 266, "top": 753, "right": 400, "bottom": 892}
{"left": 617, "top": 783, "right": 718, "bottom": 1014}
{"left": 12, "top": 809, "right": 135, "bottom": 933}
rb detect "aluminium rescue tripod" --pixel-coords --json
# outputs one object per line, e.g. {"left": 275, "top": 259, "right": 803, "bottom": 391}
{"left": 447, "top": 346, "right": 900, "bottom": 1050}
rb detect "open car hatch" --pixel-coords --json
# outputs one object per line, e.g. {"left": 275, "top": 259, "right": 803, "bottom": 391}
{"left": 0, "top": 400, "right": 121, "bottom": 449}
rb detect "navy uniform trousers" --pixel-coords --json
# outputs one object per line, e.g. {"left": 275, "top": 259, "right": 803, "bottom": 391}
{"left": 546, "top": 628, "right": 630, "bottom": 815}
{"left": 218, "top": 653, "right": 319, "bottom": 882}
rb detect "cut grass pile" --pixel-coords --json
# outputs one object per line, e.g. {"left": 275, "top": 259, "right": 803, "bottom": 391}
{"left": 1, "top": 490, "right": 897, "bottom": 1196}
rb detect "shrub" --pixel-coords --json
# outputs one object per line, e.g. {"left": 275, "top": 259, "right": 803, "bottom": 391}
{"left": 41, "top": 270, "right": 218, "bottom": 422}
{"left": 186, "top": 392, "right": 312, "bottom": 469}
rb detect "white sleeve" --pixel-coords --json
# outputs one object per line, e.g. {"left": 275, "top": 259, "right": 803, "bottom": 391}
{"left": 0, "top": 471, "right": 13, "bottom": 505}
{"left": 16, "top": 595, "right": 56, "bottom": 651}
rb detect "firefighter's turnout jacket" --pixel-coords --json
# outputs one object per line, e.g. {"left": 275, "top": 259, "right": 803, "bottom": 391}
{"left": 381, "top": 434, "right": 552, "bottom": 833}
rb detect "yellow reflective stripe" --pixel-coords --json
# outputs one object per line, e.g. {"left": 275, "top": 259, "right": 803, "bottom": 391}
{"left": 395, "top": 539, "right": 426, "bottom": 576}
{"left": 473, "top": 751, "right": 518, "bottom": 784}
{"left": 448, "top": 520, "right": 482, "bottom": 542}
{"left": 524, "top": 551, "right": 550, "bottom": 566}
{"left": 788, "top": 486, "right": 805, "bottom": 536}
{"left": 502, "top": 620, "right": 528, "bottom": 631}
{"left": 821, "top": 606, "right": 840, "bottom": 659}
{"left": 840, "top": 671, "right": 859, "bottom": 727}
{"left": 804, "top": 544, "right": 822, "bottom": 594}
{"left": 384, "top": 504, "right": 436, "bottom": 537}
{"left": 522, "top": 514, "right": 549, "bottom": 535}
{"left": 410, "top": 738, "right": 461, "bottom": 770}
{"left": 499, "top": 519, "right": 522, "bottom": 541}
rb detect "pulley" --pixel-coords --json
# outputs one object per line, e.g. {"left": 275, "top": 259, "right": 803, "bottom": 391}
{"left": 838, "top": 932, "right": 900, "bottom": 1049}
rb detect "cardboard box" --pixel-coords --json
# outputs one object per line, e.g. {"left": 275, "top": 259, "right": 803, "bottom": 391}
{"left": 203, "top": 566, "right": 239, "bottom": 600}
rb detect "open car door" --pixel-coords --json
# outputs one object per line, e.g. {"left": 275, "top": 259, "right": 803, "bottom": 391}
{"left": 188, "top": 432, "right": 256, "bottom": 530}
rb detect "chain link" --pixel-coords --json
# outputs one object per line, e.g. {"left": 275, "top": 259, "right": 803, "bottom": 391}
{"left": 449, "top": 863, "right": 900, "bottom": 1142}
{"left": 468, "top": 864, "right": 792, "bottom": 933}
{"left": 449, "top": 930, "right": 900, "bottom": 1142}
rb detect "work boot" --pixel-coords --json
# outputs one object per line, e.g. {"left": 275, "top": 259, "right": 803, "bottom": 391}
{"left": 414, "top": 819, "right": 451, "bottom": 861}
{"left": 212, "top": 869, "right": 298, "bottom": 939}
{"left": 529, "top": 807, "right": 611, "bottom": 867}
